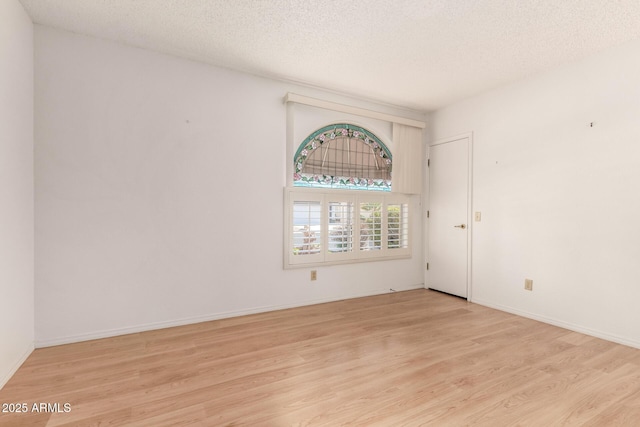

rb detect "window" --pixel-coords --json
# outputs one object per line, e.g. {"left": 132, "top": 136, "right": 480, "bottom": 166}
{"left": 292, "top": 200, "right": 322, "bottom": 256}
{"left": 387, "top": 203, "right": 409, "bottom": 250}
{"left": 285, "top": 123, "right": 412, "bottom": 268}
{"left": 293, "top": 124, "right": 392, "bottom": 191}
{"left": 285, "top": 189, "right": 410, "bottom": 267}
{"left": 359, "top": 202, "right": 382, "bottom": 252}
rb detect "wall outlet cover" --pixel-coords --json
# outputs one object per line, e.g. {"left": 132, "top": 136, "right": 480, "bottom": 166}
{"left": 524, "top": 279, "right": 533, "bottom": 291}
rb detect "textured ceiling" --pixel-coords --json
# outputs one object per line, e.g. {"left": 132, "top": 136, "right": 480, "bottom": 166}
{"left": 18, "top": 0, "right": 640, "bottom": 111}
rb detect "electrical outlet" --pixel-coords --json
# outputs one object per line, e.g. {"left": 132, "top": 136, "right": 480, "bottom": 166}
{"left": 311, "top": 270, "right": 317, "bottom": 281}
{"left": 524, "top": 279, "right": 533, "bottom": 291}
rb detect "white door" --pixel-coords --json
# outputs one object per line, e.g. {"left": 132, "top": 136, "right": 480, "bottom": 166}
{"left": 427, "top": 136, "right": 470, "bottom": 298}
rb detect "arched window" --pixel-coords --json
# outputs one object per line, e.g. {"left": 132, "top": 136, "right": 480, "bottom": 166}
{"left": 286, "top": 124, "right": 410, "bottom": 267}
{"left": 293, "top": 124, "right": 392, "bottom": 191}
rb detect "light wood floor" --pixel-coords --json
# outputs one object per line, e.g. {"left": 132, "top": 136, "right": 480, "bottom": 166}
{"left": 2, "top": 289, "right": 640, "bottom": 426}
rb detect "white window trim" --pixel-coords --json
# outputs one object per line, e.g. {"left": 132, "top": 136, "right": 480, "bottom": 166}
{"left": 284, "top": 93, "right": 426, "bottom": 129}
{"left": 284, "top": 188, "right": 411, "bottom": 269}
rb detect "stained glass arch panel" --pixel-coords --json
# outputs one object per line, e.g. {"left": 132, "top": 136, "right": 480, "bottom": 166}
{"left": 293, "top": 124, "right": 392, "bottom": 191}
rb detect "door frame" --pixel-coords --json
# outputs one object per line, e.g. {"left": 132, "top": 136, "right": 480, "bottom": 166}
{"left": 426, "top": 132, "right": 474, "bottom": 301}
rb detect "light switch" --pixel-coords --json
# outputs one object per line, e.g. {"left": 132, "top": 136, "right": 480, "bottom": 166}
{"left": 475, "top": 212, "right": 482, "bottom": 222}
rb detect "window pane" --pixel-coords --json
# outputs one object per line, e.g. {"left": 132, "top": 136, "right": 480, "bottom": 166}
{"left": 292, "top": 201, "right": 321, "bottom": 255}
{"left": 328, "top": 201, "right": 354, "bottom": 253}
{"left": 388, "top": 203, "right": 409, "bottom": 249}
{"left": 293, "top": 125, "right": 392, "bottom": 191}
{"left": 360, "top": 202, "right": 382, "bottom": 251}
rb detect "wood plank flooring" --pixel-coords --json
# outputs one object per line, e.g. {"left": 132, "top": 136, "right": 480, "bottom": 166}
{"left": 2, "top": 289, "right": 640, "bottom": 426}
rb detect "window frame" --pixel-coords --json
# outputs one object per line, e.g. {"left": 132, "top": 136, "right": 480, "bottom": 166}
{"left": 284, "top": 188, "right": 411, "bottom": 269}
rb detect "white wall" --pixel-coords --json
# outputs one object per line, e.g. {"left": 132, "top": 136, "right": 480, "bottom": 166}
{"left": 0, "top": 0, "right": 34, "bottom": 388}
{"left": 34, "top": 26, "right": 426, "bottom": 346}
{"left": 431, "top": 39, "right": 640, "bottom": 348}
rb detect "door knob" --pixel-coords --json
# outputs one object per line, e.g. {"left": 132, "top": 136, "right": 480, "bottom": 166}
{"left": 454, "top": 224, "right": 466, "bottom": 229}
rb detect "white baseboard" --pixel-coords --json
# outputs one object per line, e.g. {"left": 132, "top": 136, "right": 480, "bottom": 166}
{"left": 36, "top": 284, "right": 425, "bottom": 348}
{"left": 0, "top": 343, "right": 34, "bottom": 390}
{"left": 471, "top": 297, "right": 640, "bottom": 350}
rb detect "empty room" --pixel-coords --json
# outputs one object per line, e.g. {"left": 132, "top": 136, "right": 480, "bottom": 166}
{"left": 2, "top": 0, "right": 640, "bottom": 425}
